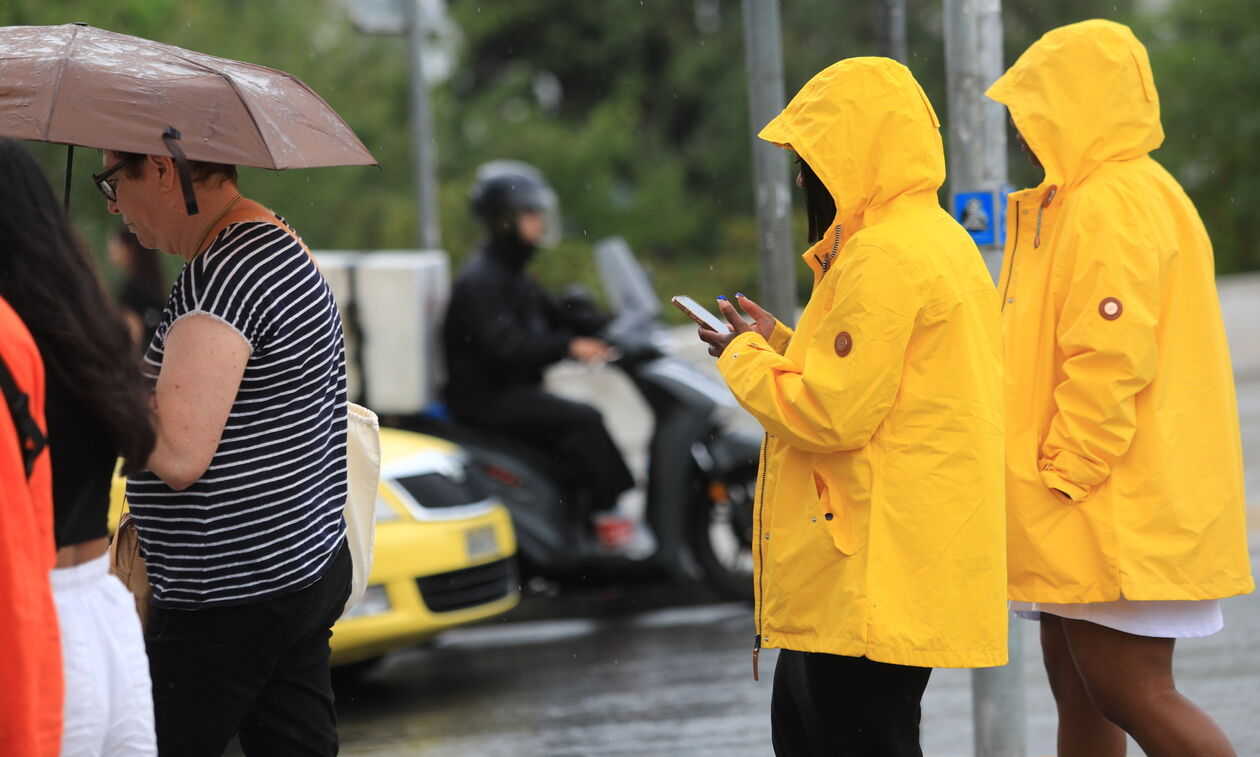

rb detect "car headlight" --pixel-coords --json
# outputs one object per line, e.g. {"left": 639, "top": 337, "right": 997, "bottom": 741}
{"left": 341, "top": 585, "right": 390, "bottom": 620}
{"left": 374, "top": 496, "right": 401, "bottom": 523}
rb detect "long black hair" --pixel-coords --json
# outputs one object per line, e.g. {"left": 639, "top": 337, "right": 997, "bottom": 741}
{"left": 798, "top": 156, "right": 837, "bottom": 245}
{"left": 0, "top": 139, "right": 155, "bottom": 474}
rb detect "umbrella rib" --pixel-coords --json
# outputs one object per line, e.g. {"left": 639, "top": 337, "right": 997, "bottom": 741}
{"left": 166, "top": 49, "right": 279, "bottom": 170}
{"left": 43, "top": 24, "right": 82, "bottom": 142}
{"left": 164, "top": 49, "right": 369, "bottom": 168}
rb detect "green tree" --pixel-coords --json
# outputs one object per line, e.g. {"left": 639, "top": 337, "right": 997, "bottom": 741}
{"left": 12, "top": 0, "right": 1250, "bottom": 314}
{"left": 1135, "top": 0, "right": 1260, "bottom": 273}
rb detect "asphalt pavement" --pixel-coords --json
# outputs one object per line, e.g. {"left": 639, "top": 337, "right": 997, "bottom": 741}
{"left": 332, "top": 524, "right": 1259, "bottom": 756}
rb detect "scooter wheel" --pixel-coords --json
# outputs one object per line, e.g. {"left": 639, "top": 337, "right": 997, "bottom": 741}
{"left": 687, "top": 465, "right": 757, "bottom": 603}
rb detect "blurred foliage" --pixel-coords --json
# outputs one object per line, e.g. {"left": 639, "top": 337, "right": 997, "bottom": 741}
{"left": 5, "top": 0, "right": 1254, "bottom": 312}
{"left": 1133, "top": 0, "right": 1260, "bottom": 273}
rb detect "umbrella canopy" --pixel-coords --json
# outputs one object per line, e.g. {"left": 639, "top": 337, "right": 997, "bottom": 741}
{"left": 0, "top": 23, "right": 377, "bottom": 170}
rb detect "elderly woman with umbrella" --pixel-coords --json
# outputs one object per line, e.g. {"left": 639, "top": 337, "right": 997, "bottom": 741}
{"left": 1, "top": 24, "right": 376, "bottom": 756}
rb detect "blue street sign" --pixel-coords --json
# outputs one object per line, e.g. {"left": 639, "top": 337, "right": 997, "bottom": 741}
{"left": 954, "top": 191, "right": 996, "bottom": 246}
{"left": 998, "top": 184, "right": 1011, "bottom": 248}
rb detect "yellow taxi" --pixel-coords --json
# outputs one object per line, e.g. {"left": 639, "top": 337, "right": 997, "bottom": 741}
{"left": 330, "top": 428, "right": 519, "bottom": 665}
{"left": 109, "top": 427, "right": 519, "bottom": 667}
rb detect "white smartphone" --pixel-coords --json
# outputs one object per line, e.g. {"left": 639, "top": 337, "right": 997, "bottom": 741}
{"left": 671, "top": 295, "right": 728, "bottom": 333}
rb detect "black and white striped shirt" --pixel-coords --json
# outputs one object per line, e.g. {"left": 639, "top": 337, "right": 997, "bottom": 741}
{"left": 127, "top": 220, "right": 348, "bottom": 608}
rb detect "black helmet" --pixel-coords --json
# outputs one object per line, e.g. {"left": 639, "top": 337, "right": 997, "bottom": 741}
{"left": 469, "top": 160, "right": 558, "bottom": 243}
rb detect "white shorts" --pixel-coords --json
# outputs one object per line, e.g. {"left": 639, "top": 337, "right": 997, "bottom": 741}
{"left": 52, "top": 553, "right": 156, "bottom": 757}
{"left": 1011, "top": 595, "right": 1223, "bottom": 639}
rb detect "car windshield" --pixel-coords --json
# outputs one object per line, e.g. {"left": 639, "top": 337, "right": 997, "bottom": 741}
{"left": 394, "top": 471, "right": 487, "bottom": 509}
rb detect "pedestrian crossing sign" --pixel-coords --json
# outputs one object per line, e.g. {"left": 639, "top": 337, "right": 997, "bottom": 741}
{"left": 954, "top": 191, "right": 997, "bottom": 246}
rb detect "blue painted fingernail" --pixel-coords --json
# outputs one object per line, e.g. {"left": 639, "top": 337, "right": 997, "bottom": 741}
{"left": 717, "top": 295, "right": 727, "bottom": 301}
{"left": 736, "top": 292, "right": 746, "bottom": 298}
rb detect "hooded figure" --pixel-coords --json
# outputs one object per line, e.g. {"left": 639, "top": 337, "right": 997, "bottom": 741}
{"left": 701, "top": 58, "right": 1006, "bottom": 754}
{"left": 989, "top": 20, "right": 1251, "bottom": 754}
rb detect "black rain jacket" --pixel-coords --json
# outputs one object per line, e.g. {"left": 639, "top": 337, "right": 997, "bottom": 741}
{"left": 441, "top": 236, "right": 604, "bottom": 409}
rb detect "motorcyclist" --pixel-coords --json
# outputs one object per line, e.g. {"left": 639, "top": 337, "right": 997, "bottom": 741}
{"left": 441, "top": 161, "right": 637, "bottom": 552}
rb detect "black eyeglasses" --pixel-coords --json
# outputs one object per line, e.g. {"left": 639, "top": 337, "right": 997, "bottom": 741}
{"left": 91, "top": 157, "right": 135, "bottom": 202}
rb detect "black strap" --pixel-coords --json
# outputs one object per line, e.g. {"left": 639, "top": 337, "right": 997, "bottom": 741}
{"left": 63, "top": 145, "right": 74, "bottom": 211}
{"left": 0, "top": 355, "right": 47, "bottom": 478}
{"left": 162, "top": 126, "right": 200, "bottom": 216}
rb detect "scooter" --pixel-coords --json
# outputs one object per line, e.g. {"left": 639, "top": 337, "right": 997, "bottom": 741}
{"left": 405, "top": 238, "right": 761, "bottom": 601}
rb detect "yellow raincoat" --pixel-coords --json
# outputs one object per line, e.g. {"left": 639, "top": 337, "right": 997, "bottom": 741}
{"left": 988, "top": 20, "right": 1253, "bottom": 603}
{"left": 717, "top": 58, "right": 1007, "bottom": 669}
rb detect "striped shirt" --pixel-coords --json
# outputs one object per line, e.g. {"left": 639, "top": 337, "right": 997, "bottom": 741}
{"left": 127, "top": 220, "right": 348, "bottom": 608}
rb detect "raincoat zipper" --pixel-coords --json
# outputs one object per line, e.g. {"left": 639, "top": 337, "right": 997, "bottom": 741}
{"left": 814, "top": 224, "right": 844, "bottom": 273}
{"left": 753, "top": 432, "right": 769, "bottom": 681}
{"left": 1032, "top": 185, "right": 1057, "bottom": 249}
{"left": 1000, "top": 200, "right": 1021, "bottom": 313}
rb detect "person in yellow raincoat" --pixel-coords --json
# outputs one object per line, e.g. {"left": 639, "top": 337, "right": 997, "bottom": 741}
{"left": 696, "top": 57, "right": 1006, "bottom": 756}
{"left": 989, "top": 20, "right": 1254, "bottom": 756}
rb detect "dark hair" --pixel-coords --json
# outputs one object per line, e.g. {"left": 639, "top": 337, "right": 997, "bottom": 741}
{"left": 117, "top": 151, "right": 238, "bottom": 186}
{"left": 0, "top": 138, "right": 156, "bottom": 475}
{"left": 111, "top": 224, "right": 166, "bottom": 304}
{"left": 798, "top": 156, "right": 837, "bottom": 245}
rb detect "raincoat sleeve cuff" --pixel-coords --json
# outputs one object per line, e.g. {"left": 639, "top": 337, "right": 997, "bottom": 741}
{"left": 768, "top": 320, "right": 794, "bottom": 355}
{"left": 1038, "top": 465, "right": 1091, "bottom": 503}
{"left": 716, "top": 331, "right": 770, "bottom": 376}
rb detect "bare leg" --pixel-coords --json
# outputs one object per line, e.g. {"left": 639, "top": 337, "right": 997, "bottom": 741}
{"left": 1060, "top": 617, "right": 1235, "bottom": 757}
{"left": 1040, "top": 615, "right": 1127, "bottom": 756}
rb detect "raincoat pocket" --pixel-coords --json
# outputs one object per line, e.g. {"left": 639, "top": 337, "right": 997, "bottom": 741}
{"left": 813, "top": 471, "right": 857, "bottom": 555}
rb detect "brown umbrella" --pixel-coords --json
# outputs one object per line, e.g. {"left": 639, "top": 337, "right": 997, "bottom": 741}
{"left": 0, "top": 23, "right": 378, "bottom": 210}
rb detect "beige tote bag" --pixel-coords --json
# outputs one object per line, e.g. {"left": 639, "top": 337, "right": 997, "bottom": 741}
{"left": 342, "top": 401, "right": 381, "bottom": 615}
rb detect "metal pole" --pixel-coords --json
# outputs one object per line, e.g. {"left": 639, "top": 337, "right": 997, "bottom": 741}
{"left": 972, "top": 614, "right": 1026, "bottom": 756}
{"left": 944, "top": 0, "right": 1009, "bottom": 281}
{"left": 944, "top": 2, "right": 1024, "bottom": 752}
{"left": 876, "top": 0, "right": 908, "bottom": 63}
{"left": 405, "top": 0, "right": 442, "bottom": 250}
{"left": 741, "top": 0, "right": 796, "bottom": 325}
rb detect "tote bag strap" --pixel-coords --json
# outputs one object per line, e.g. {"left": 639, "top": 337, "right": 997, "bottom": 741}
{"left": 200, "top": 197, "right": 318, "bottom": 264}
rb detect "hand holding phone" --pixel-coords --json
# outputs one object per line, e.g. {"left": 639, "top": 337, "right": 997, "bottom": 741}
{"left": 671, "top": 295, "right": 728, "bottom": 333}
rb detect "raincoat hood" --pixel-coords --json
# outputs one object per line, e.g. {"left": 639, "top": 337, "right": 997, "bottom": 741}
{"left": 986, "top": 19, "right": 1164, "bottom": 189}
{"left": 759, "top": 57, "right": 943, "bottom": 245}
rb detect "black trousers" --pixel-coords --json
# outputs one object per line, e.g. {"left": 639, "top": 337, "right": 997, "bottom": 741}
{"left": 145, "top": 542, "right": 351, "bottom": 757}
{"left": 772, "top": 650, "right": 933, "bottom": 757}
{"left": 452, "top": 386, "right": 635, "bottom": 513}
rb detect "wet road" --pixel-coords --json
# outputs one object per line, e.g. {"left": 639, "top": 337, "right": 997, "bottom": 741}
{"left": 334, "top": 541, "right": 1260, "bottom": 756}
{"left": 333, "top": 560, "right": 1259, "bottom": 757}
{"left": 335, "top": 596, "right": 773, "bottom": 757}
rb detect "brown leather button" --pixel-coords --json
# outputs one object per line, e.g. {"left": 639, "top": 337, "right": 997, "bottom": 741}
{"left": 1099, "top": 297, "right": 1123, "bottom": 320}
{"left": 834, "top": 331, "right": 853, "bottom": 357}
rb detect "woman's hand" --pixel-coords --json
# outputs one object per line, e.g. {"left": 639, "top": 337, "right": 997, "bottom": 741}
{"left": 698, "top": 294, "right": 777, "bottom": 358}
{"left": 569, "top": 336, "right": 614, "bottom": 364}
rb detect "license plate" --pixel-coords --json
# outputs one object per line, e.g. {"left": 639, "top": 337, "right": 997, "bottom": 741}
{"left": 465, "top": 525, "right": 498, "bottom": 560}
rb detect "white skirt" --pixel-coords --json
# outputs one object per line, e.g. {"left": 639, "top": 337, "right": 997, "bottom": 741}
{"left": 1011, "top": 596, "right": 1223, "bottom": 639}
{"left": 52, "top": 552, "right": 157, "bottom": 757}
